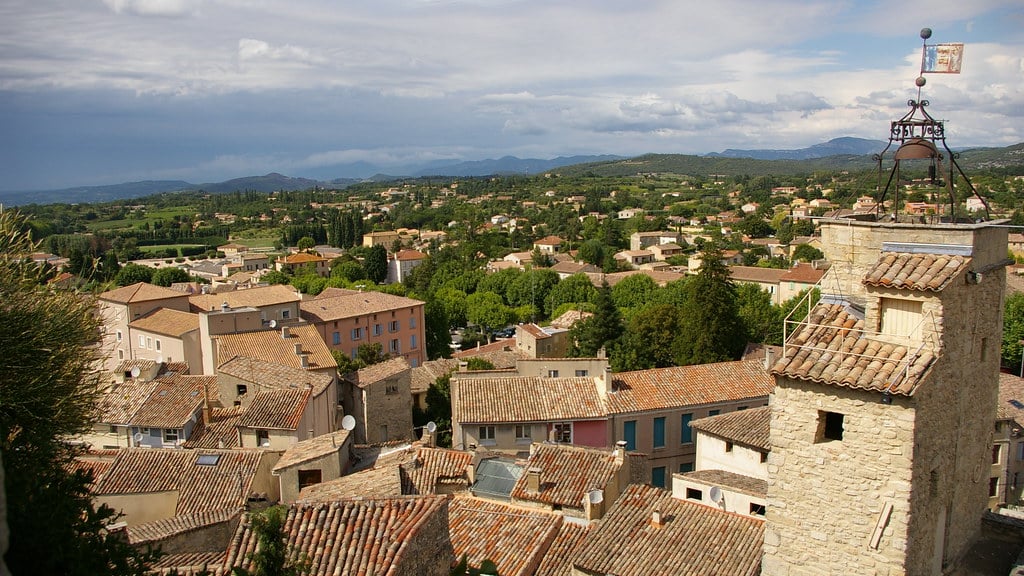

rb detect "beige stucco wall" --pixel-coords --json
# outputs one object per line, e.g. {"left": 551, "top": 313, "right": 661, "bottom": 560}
{"left": 276, "top": 448, "right": 346, "bottom": 504}
{"left": 96, "top": 491, "right": 178, "bottom": 526}
{"left": 695, "top": 433, "right": 767, "bottom": 479}
{"left": 672, "top": 474, "right": 765, "bottom": 519}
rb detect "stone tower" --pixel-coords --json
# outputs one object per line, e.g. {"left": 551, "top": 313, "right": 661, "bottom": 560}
{"left": 762, "top": 218, "right": 1008, "bottom": 575}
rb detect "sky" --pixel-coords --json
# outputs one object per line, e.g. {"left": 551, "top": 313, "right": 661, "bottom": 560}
{"left": 1, "top": 1, "right": 1023, "bottom": 191}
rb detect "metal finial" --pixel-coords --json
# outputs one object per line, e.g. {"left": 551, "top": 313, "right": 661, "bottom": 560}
{"left": 920, "top": 28, "right": 932, "bottom": 40}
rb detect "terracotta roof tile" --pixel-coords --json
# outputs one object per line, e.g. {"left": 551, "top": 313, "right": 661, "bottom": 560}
{"left": 238, "top": 387, "right": 310, "bottom": 430}
{"left": 277, "top": 252, "right": 328, "bottom": 264}
{"left": 998, "top": 373, "right": 1024, "bottom": 423}
{"left": 862, "top": 252, "right": 970, "bottom": 292}
{"left": 96, "top": 379, "right": 159, "bottom": 425}
{"left": 99, "top": 282, "right": 190, "bottom": 304}
{"left": 452, "top": 342, "right": 531, "bottom": 367}
{"left": 127, "top": 506, "right": 243, "bottom": 545}
{"left": 272, "top": 431, "right": 350, "bottom": 472}
{"left": 129, "top": 308, "right": 200, "bottom": 337}
{"left": 183, "top": 406, "right": 244, "bottom": 449}
{"left": 217, "top": 355, "right": 333, "bottom": 396}
{"left": 549, "top": 310, "right": 593, "bottom": 329}
{"left": 770, "top": 303, "right": 935, "bottom": 396}
{"left": 448, "top": 496, "right": 562, "bottom": 576}
{"left": 224, "top": 497, "right": 451, "bottom": 575}
{"left": 410, "top": 358, "right": 460, "bottom": 394}
{"left": 347, "top": 357, "right": 410, "bottom": 389}
{"left": 299, "top": 290, "right": 423, "bottom": 323}
{"left": 572, "top": 484, "right": 763, "bottom": 576}
{"left": 93, "top": 448, "right": 266, "bottom": 516}
{"left": 778, "top": 262, "right": 827, "bottom": 284}
{"left": 401, "top": 447, "right": 473, "bottom": 495}
{"left": 690, "top": 406, "right": 771, "bottom": 451}
{"left": 510, "top": 443, "right": 624, "bottom": 508}
{"left": 298, "top": 463, "right": 404, "bottom": 501}
{"left": 215, "top": 324, "right": 336, "bottom": 371}
{"left": 394, "top": 249, "right": 426, "bottom": 261}
{"left": 681, "top": 469, "right": 768, "bottom": 498}
{"left": 729, "top": 266, "right": 788, "bottom": 284}
{"left": 150, "top": 552, "right": 228, "bottom": 575}
{"left": 454, "top": 376, "right": 606, "bottom": 424}
{"left": 188, "top": 285, "right": 301, "bottom": 312}
{"left": 534, "top": 521, "right": 592, "bottom": 576}
{"left": 609, "top": 361, "right": 773, "bottom": 415}
{"left": 128, "top": 374, "right": 211, "bottom": 429}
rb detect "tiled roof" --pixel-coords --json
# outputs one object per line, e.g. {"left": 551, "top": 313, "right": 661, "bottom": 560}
{"left": 215, "top": 324, "right": 336, "bottom": 371}
{"left": 217, "top": 355, "right": 333, "bottom": 396}
{"left": 534, "top": 522, "right": 592, "bottom": 576}
{"left": 534, "top": 235, "right": 564, "bottom": 246}
{"left": 150, "top": 552, "right": 228, "bottom": 575}
{"left": 601, "top": 269, "right": 685, "bottom": 287}
{"left": 549, "top": 309, "right": 593, "bottom": 329}
{"left": 520, "top": 323, "right": 550, "bottom": 339}
{"left": 410, "top": 358, "right": 460, "bottom": 394}
{"left": 237, "top": 387, "right": 310, "bottom": 430}
{"left": 128, "top": 374, "right": 211, "bottom": 429}
{"left": 128, "top": 307, "right": 200, "bottom": 337}
{"left": 314, "top": 287, "right": 361, "bottom": 299}
{"left": 549, "top": 261, "right": 599, "bottom": 275}
{"left": 127, "top": 506, "right": 242, "bottom": 545}
{"left": 348, "top": 356, "right": 411, "bottom": 389}
{"left": 510, "top": 443, "right": 623, "bottom": 508}
{"left": 96, "top": 379, "right": 159, "bottom": 425}
{"left": 401, "top": 447, "right": 473, "bottom": 495}
{"left": 608, "top": 361, "right": 773, "bottom": 415}
{"left": 278, "top": 252, "right": 328, "bottom": 264}
{"left": 299, "top": 290, "right": 424, "bottom": 323}
{"left": 93, "top": 448, "right": 265, "bottom": 515}
{"left": 729, "top": 266, "right": 788, "bottom": 284}
{"left": 225, "top": 497, "right": 451, "bottom": 575}
{"left": 188, "top": 284, "right": 301, "bottom": 312}
{"left": 99, "top": 282, "right": 190, "bottom": 304}
{"left": 862, "top": 252, "right": 970, "bottom": 292}
{"left": 998, "top": 373, "right": 1024, "bottom": 423}
{"left": 770, "top": 303, "right": 935, "bottom": 396}
{"left": 183, "top": 406, "right": 245, "bottom": 449}
{"left": 448, "top": 496, "right": 562, "bottom": 576}
{"left": 298, "top": 463, "right": 404, "bottom": 501}
{"left": 690, "top": 406, "right": 771, "bottom": 451}
{"left": 572, "top": 484, "right": 763, "bottom": 576}
{"left": 778, "top": 262, "right": 827, "bottom": 284}
{"left": 681, "top": 469, "right": 768, "bottom": 498}
{"left": 452, "top": 341, "right": 531, "bottom": 368}
{"left": 454, "top": 376, "right": 606, "bottom": 424}
{"left": 272, "top": 431, "right": 350, "bottom": 472}
{"left": 394, "top": 249, "right": 426, "bottom": 261}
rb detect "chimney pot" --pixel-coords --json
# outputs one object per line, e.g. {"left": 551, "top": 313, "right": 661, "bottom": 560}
{"left": 281, "top": 326, "right": 290, "bottom": 338}
{"left": 299, "top": 354, "right": 309, "bottom": 369}
{"left": 651, "top": 509, "right": 664, "bottom": 527}
{"left": 526, "top": 467, "right": 542, "bottom": 493}
{"left": 294, "top": 343, "right": 302, "bottom": 355}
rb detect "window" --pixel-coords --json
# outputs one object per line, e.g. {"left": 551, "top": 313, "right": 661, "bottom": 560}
{"left": 409, "top": 316, "right": 417, "bottom": 329}
{"left": 725, "top": 441, "right": 734, "bottom": 453}
{"left": 575, "top": 369, "right": 589, "bottom": 377}
{"left": 116, "top": 330, "right": 122, "bottom": 342}
{"left": 351, "top": 327, "right": 363, "bottom": 341}
{"left": 373, "top": 324, "right": 382, "bottom": 336}
{"left": 281, "top": 310, "right": 290, "bottom": 319}
{"left": 479, "top": 426, "right": 496, "bottom": 444}
{"left": 760, "top": 452, "right": 768, "bottom": 463}
{"left": 139, "top": 335, "right": 146, "bottom": 347}
{"left": 389, "top": 339, "right": 400, "bottom": 353}
{"left": 385, "top": 384, "right": 398, "bottom": 395}
{"left": 990, "top": 477, "right": 1000, "bottom": 498}
{"left": 515, "top": 425, "right": 531, "bottom": 441}
{"left": 298, "top": 469, "right": 322, "bottom": 490}
{"left": 410, "top": 335, "right": 418, "bottom": 349}
{"left": 547, "top": 370, "right": 559, "bottom": 378}
{"left": 163, "top": 429, "right": 179, "bottom": 443}
{"left": 817, "top": 411, "right": 844, "bottom": 442}
{"left": 686, "top": 487, "right": 703, "bottom": 501}
{"left": 651, "top": 466, "right": 666, "bottom": 488}
{"left": 1018, "top": 442, "right": 1024, "bottom": 461}
{"left": 389, "top": 320, "right": 399, "bottom": 332}
{"left": 146, "top": 337, "right": 152, "bottom": 349}
{"left": 256, "top": 429, "right": 270, "bottom": 447}
{"left": 679, "top": 462, "right": 694, "bottom": 474}
{"left": 117, "top": 349, "right": 124, "bottom": 360}
{"left": 708, "top": 409, "right": 720, "bottom": 417}
{"left": 993, "top": 444, "right": 1002, "bottom": 465}
{"left": 624, "top": 420, "right": 637, "bottom": 451}
{"left": 554, "top": 422, "right": 572, "bottom": 443}
{"left": 332, "top": 332, "right": 341, "bottom": 345}
{"left": 155, "top": 339, "right": 161, "bottom": 351}
{"left": 237, "top": 384, "right": 248, "bottom": 396}
{"left": 750, "top": 503, "right": 766, "bottom": 516}
{"left": 880, "top": 297, "right": 923, "bottom": 340}
{"left": 196, "top": 454, "right": 221, "bottom": 466}
{"left": 681, "top": 413, "right": 693, "bottom": 444}
{"left": 653, "top": 417, "right": 666, "bottom": 449}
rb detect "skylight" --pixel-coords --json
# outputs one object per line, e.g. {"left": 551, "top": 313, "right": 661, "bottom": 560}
{"left": 196, "top": 454, "right": 221, "bottom": 466}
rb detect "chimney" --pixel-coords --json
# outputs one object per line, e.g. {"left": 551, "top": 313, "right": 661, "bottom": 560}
{"left": 281, "top": 326, "right": 291, "bottom": 338}
{"left": 465, "top": 463, "right": 476, "bottom": 485}
{"left": 299, "top": 354, "right": 309, "bottom": 369}
{"left": 458, "top": 361, "right": 468, "bottom": 372}
{"left": 582, "top": 489, "right": 605, "bottom": 521}
{"left": 294, "top": 343, "right": 303, "bottom": 355}
{"left": 526, "top": 467, "right": 542, "bottom": 493}
{"left": 651, "top": 509, "right": 665, "bottom": 528}
{"left": 614, "top": 440, "right": 628, "bottom": 464}
{"left": 764, "top": 347, "right": 776, "bottom": 370}
{"left": 221, "top": 301, "right": 229, "bottom": 313}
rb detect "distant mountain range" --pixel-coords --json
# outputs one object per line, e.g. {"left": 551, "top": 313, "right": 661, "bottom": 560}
{"left": 3, "top": 140, "right": 1022, "bottom": 207}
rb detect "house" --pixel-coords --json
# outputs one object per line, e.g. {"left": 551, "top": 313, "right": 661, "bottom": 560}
{"left": 127, "top": 308, "right": 202, "bottom": 371}
{"left": 236, "top": 387, "right": 318, "bottom": 449}
{"left": 362, "top": 230, "right": 402, "bottom": 248}
{"left": 548, "top": 260, "right": 600, "bottom": 279}
{"left": 514, "top": 323, "right": 571, "bottom": 358}
{"left": 674, "top": 406, "right": 770, "bottom": 519}
{"left": 300, "top": 289, "right": 427, "bottom": 367}
{"left": 763, "top": 217, "right": 1008, "bottom": 574}
{"left": 993, "top": 373, "right": 1024, "bottom": 508}
{"left": 533, "top": 235, "right": 564, "bottom": 254}
{"left": 224, "top": 497, "right": 453, "bottom": 575}
{"left": 776, "top": 260, "right": 828, "bottom": 302}
{"left": 386, "top": 249, "right": 427, "bottom": 284}
{"left": 617, "top": 208, "right": 645, "bottom": 219}
{"left": 687, "top": 249, "right": 744, "bottom": 274}
{"left": 410, "top": 358, "right": 460, "bottom": 411}
{"left": 503, "top": 251, "right": 533, "bottom": 267}
{"left": 570, "top": 484, "right": 764, "bottom": 576}
{"left": 343, "top": 357, "right": 414, "bottom": 444}
{"left": 188, "top": 284, "right": 302, "bottom": 327}
{"left": 272, "top": 430, "right": 352, "bottom": 503}
{"left": 728, "top": 265, "right": 788, "bottom": 304}
{"left": 649, "top": 242, "right": 684, "bottom": 261}
{"left": 216, "top": 243, "right": 248, "bottom": 257}
{"left": 274, "top": 252, "right": 330, "bottom": 277}
{"left": 221, "top": 253, "right": 269, "bottom": 276}
{"left": 613, "top": 249, "right": 655, "bottom": 268}
{"left": 97, "top": 282, "right": 192, "bottom": 371}
{"left": 126, "top": 507, "right": 242, "bottom": 573}
{"left": 125, "top": 373, "right": 214, "bottom": 449}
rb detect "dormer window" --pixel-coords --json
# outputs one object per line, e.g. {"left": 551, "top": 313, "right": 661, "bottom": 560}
{"left": 879, "top": 297, "right": 923, "bottom": 340}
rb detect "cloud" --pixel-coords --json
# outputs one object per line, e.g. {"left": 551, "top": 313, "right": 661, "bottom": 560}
{"left": 102, "top": 0, "right": 199, "bottom": 17}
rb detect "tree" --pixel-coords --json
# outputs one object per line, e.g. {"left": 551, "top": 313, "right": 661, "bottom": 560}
{"left": 613, "top": 303, "right": 683, "bottom": 371}
{"left": 465, "top": 358, "right": 495, "bottom": 371}
{"left": 232, "top": 506, "right": 308, "bottom": 576}
{"left": 0, "top": 210, "right": 161, "bottom": 575}
{"left": 791, "top": 244, "right": 824, "bottom": 263}
{"left": 736, "top": 283, "right": 783, "bottom": 345}
{"left": 424, "top": 298, "right": 452, "bottom": 360}
{"left": 296, "top": 236, "right": 316, "bottom": 251}
{"left": 506, "top": 269, "right": 560, "bottom": 316}
{"left": 674, "top": 244, "right": 745, "bottom": 365}
{"left": 466, "top": 291, "right": 514, "bottom": 336}
{"left": 570, "top": 281, "right": 622, "bottom": 357}
{"left": 151, "top": 266, "right": 191, "bottom": 287}
{"left": 364, "top": 244, "right": 388, "bottom": 284}
{"left": 114, "top": 262, "right": 153, "bottom": 286}
{"left": 610, "top": 273, "right": 658, "bottom": 311}
{"left": 1003, "top": 292, "right": 1024, "bottom": 374}
{"left": 545, "top": 273, "right": 597, "bottom": 317}
{"left": 577, "top": 239, "right": 605, "bottom": 266}
{"left": 262, "top": 270, "right": 291, "bottom": 285}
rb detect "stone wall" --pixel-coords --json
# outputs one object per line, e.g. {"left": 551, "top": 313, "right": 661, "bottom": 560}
{"left": 394, "top": 499, "right": 454, "bottom": 576}
{"left": 362, "top": 370, "right": 414, "bottom": 444}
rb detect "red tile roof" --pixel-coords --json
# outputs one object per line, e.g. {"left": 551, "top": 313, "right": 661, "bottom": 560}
{"left": 394, "top": 249, "right": 427, "bottom": 261}
{"left": 215, "top": 324, "right": 336, "bottom": 371}
{"left": 99, "top": 282, "right": 190, "bottom": 304}
{"left": 272, "top": 431, "right": 350, "bottom": 472}
{"left": 729, "top": 266, "right": 788, "bottom": 284}
{"left": 183, "top": 406, "right": 244, "bottom": 449}
{"left": 127, "top": 506, "right": 243, "bottom": 545}
{"left": 401, "top": 447, "right": 473, "bottom": 495}
{"left": 572, "top": 484, "right": 763, "bottom": 576}
{"left": 217, "top": 355, "right": 333, "bottom": 396}
{"left": 225, "top": 497, "right": 451, "bottom": 575}
{"left": 534, "top": 521, "right": 592, "bottom": 576}
{"left": 690, "top": 406, "right": 771, "bottom": 451}
{"left": 128, "top": 374, "right": 212, "bottom": 429}
{"left": 128, "top": 308, "right": 200, "bottom": 337}
{"left": 862, "top": 252, "right": 970, "bottom": 292}
{"left": 770, "top": 303, "right": 935, "bottom": 396}
{"left": 778, "top": 262, "right": 827, "bottom": 284}
{"left": 299, "top": 290, "right": 424, "bottom": 323}
{"left": 998, "top": 373, "right": 1024, "bottom": 423}
{"left": 238, "top": 387, "right": 310, "bottom": 430}
{"left": 188, "top": 284, "right": 301, "bottom": 312}
{"left": 608, "top": 360, "right": 773, "bottom": 414}
{"left": 454, "top": 376, "right": 606, "bottom": 424}
{"left": 510, "top": 443, "right": 624, "bottom": 509}
{"left": 348, "top": 356, "right": 410, "bottom": 389}
{"left": 681, "top": 469, "right": 767, "bottom": 498}
{"left": 448, "top": 496, "right": 562, "bottom": 576}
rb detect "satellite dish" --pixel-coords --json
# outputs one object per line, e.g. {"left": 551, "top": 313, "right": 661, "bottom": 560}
{"left": 341, "top": 415, "right": 356, "bottom": 431}
{"left": 425, "top": 421, "right": 437, "bottom": 434}
{"left": 269, "top": 319, "right": 278, "bottom": 328}
{"left": 133, "top": 432, "right": 144, "bottom": 443}
{"left": 130, "top": 367, "right": 141, "bottom": 378}
{"left": 587, "top": 489, "right": 604, "bottom": 504}
{"left": 709, "top": 486, "right": 723, "bottom": 504}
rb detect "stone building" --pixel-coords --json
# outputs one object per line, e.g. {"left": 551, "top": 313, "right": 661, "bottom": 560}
{"left": 763, "top": 218, "right": 1008, "bottom": 575}
{"left": 343, "top": 357, "right": 414, "bottom": 444}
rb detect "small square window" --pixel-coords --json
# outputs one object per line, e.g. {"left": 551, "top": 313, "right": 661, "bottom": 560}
{"left": 817, "top": 411, "right": 844, "bottom": 442}
{"left": 760, "top": 452, "right": 768, "bottom": 463}
{"left": 479, "top": 426, "right": 495, "bottom": 443}
{"left": 993, "top": 444, "right": 1002, "bottom": 465}
{"left": 725, "top": 441, "right": 734, "bottom": 453}
{"left": 686, "top": 487, "right": 703, "bottom": 501}
{"left": 749, "top": 503, "right": 766, "bottom": 516}
{"left": 547, "top": 370, "right": 559, "bottom": 378}
{"left": 575, "top": 369, "right": 588, "bottom": 377}
{"left": 990, "top": 477, "right": 1000, "bottom": 498}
